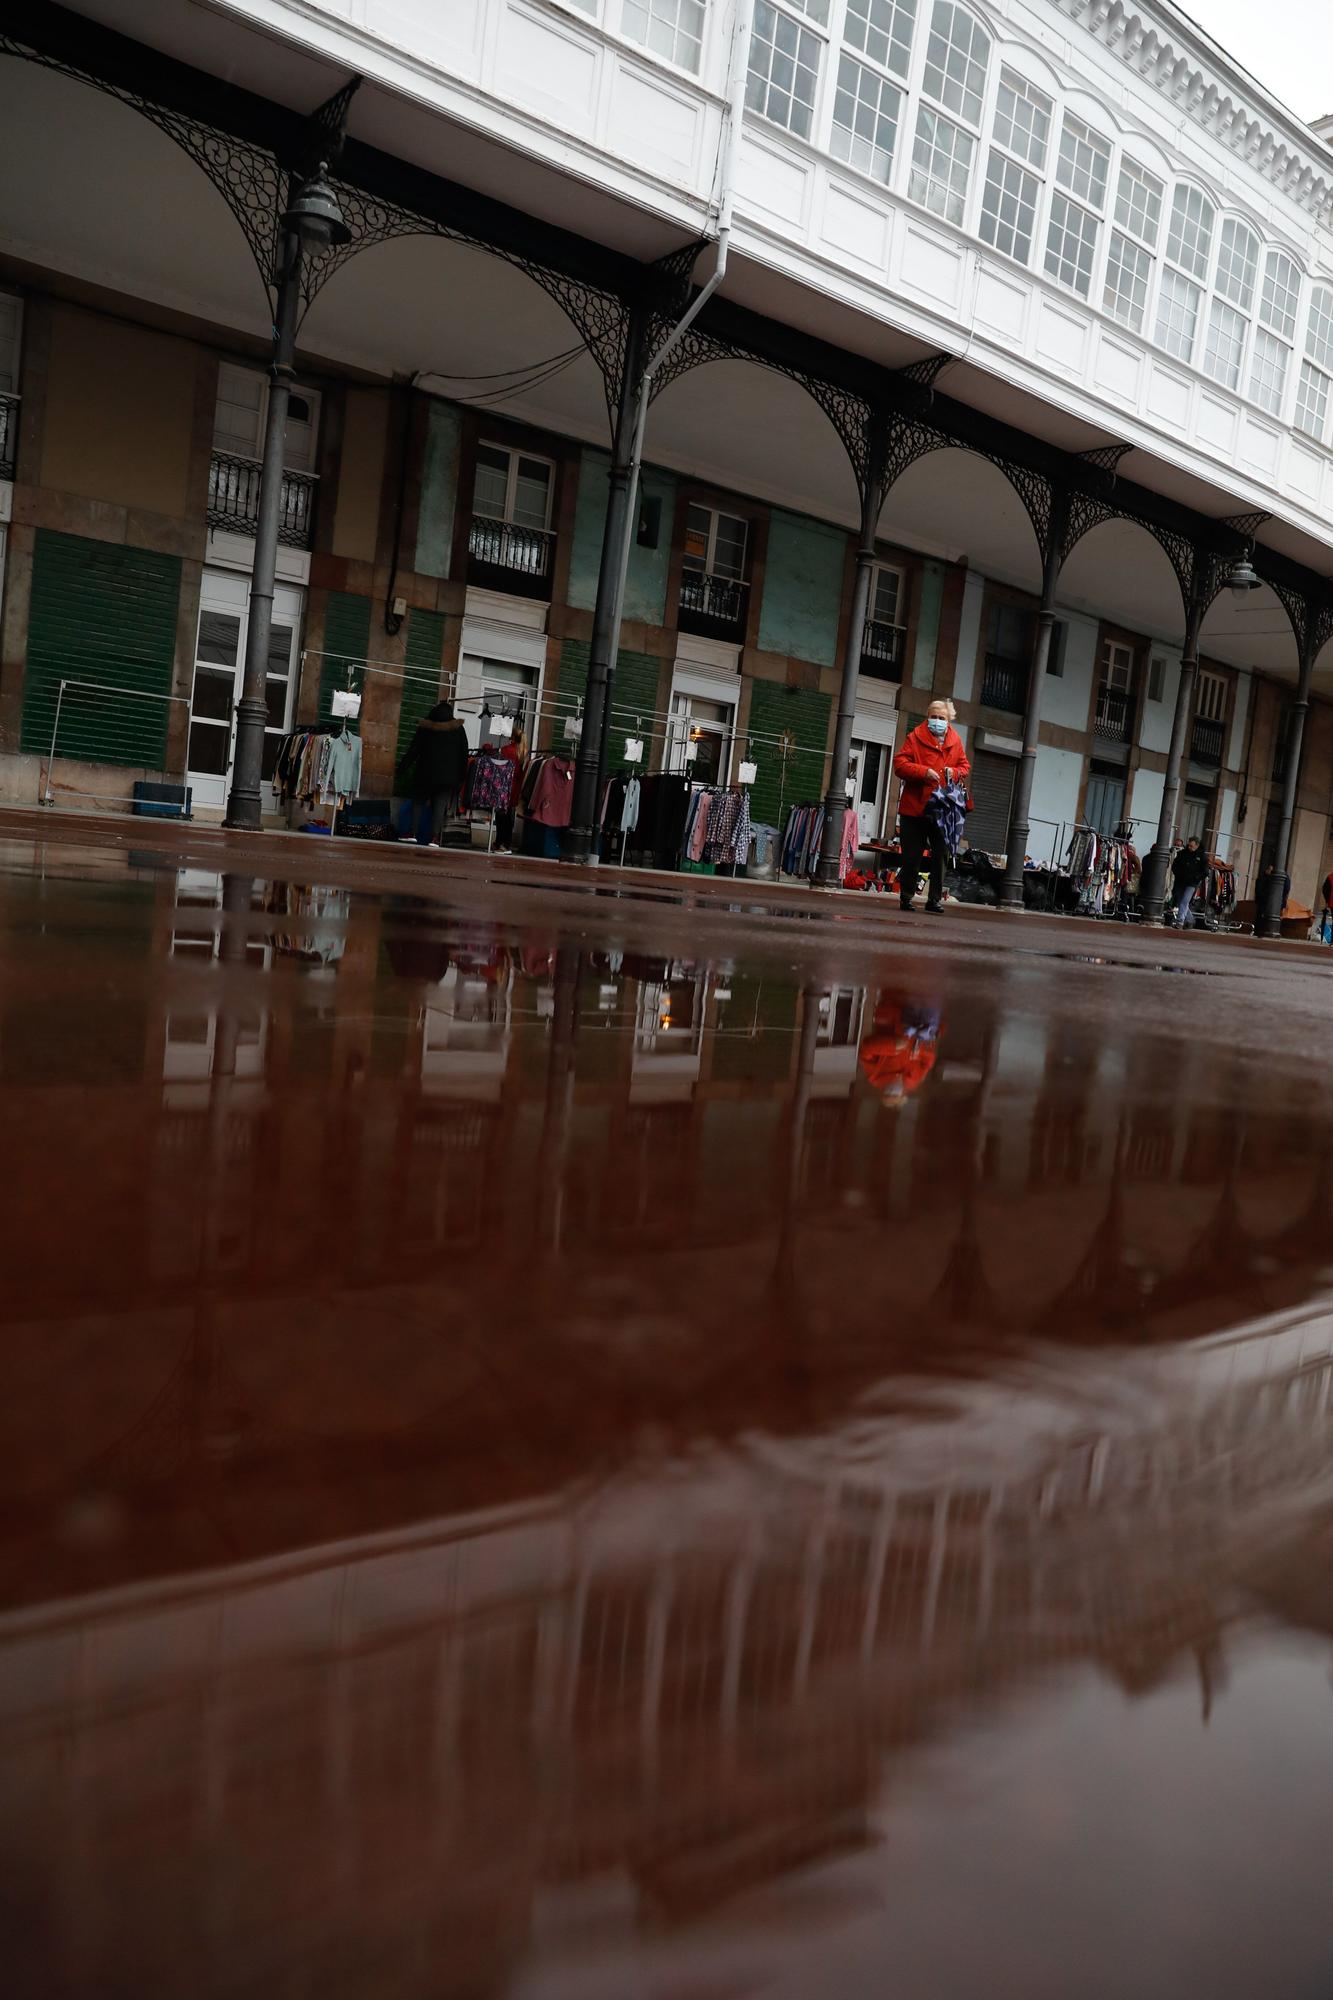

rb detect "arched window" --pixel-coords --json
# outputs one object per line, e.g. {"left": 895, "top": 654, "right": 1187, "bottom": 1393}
{"left": 1154, "top": 185, "right": 1215, "bottom": 361}
{"left": 978, "top": 67, "right": 1052, "bottom": 265}
{"left": 1250, "top": 249, "right": 1300, "bottom": 414}
{"left": 1103, "top": 157, "right": 1164, "bottom": 329}
{"left": 1295, "top": 284, "right": 1333, "bottom": 441}
{"left": 833, "top": 0, "right": 919, "bottom": 183}
{"left": 1044, "top": 111, "right": 1112, "bottom": 297}
{"left": 909, "top": 2, "right": 990, "bottom": 224}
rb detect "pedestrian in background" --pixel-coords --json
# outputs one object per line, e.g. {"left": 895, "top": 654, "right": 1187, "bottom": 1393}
{"left": 397, "top": 699, "right": 470, "bottom": 847}
{"left": 496, "top": 722, "right": 529, "bottom": 853}
{"left": 893, "top": 699, "right": 970, "bottom": 915}
{"left": 1171, "top": 836, "right": 1208, "bottom": 926}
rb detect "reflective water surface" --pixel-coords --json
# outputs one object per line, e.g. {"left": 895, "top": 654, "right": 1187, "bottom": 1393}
{"left": 3, "top": 841, "right": 1333, "bottom": 1998}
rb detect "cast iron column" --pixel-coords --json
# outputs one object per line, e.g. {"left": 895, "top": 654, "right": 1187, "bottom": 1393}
{"left": 1261, "top": 631, "right": 1316, "bottom": 938}
{"left": 566, "top": 301, "right": 650, "bottom": 862}
{"left": 1000, "top": 492, "right": 1067, "bottom": 910}
{"left": 815, "top": 416, "right": 885, "bottom": 888}
{"left": 1142, "top": 578, "right": 1208, "bottom": 924}
{"left": 225, "top": 231, "right": 302, "bottom": 831}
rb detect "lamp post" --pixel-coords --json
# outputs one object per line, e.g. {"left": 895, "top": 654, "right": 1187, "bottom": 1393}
{"left": 225, "top": 164, "right": 349, "bottom": 831}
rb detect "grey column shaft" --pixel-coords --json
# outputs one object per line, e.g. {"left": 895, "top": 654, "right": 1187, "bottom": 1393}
{"left": 1000, "top": 523, "right": 1063, "bottom": 911}
{"left": 1142, "top": 589, "right": 1206, "bottom": 923}
{"left": 814, "top": 423, "right": 884, "bottom": 888}
{"left": 565, "top": 302, "right": 649, "bottom": 862}
{"left": 226, "top": 231, "right": 301, "bottom": 831}
{"left": 1261, "top": 638, "right": 1314, "bottom": 937}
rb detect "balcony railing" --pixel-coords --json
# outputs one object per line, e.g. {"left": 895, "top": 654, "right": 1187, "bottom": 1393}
{"left": 678, "top": 567, "right": 748, "bottom": 638}
{"left": 1093, "top": 683, "right": 1133, "bottom": 743}
{"left": 466, "top": 514, "right": 555, "bottom": 599}
{"left": 207, "top": 449, "right": 317, "bottom": 549}
{"left": 1191, "top": 714, "right": 1225, "bottom": 768}
{"left": 0, "top": 392, "right": 18, "bottom": 481}
{"left": 860, "top": 618, "right": 906, "bottom": 683}
{"left": 979, "top": 652, "right": 1028, "bottom": 714}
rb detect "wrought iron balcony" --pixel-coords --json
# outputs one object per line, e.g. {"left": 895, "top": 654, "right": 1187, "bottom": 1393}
{"left": 678, "top": 567, "right": 748, "bottom": 638}
{"left": 979, "top": 652, "right": 1028, "bottom": 714}
{"left": 466, "top": 514, "right": 555, "bottom": 598}
{"left": 207, "top": 449, "right": 317, "bottom": 549}
{"left": 1093, "top": 683, "right": 1133, "bottom": 743}
{"left": 1190, "top": 714, "right": 1225, "bottom": 768}
{"left": 860, "top": 618, "right": 906, "bottom": 682}
{"left": 0, "top": 392, "right": 18, "bottom": 481}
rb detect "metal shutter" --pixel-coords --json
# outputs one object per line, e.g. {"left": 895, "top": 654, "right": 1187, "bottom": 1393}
{"left": 22, "top": 530, "right": 181, "bottom": 765}
{"left": 967, "top": 749, "right": 1017, "bottom": 855}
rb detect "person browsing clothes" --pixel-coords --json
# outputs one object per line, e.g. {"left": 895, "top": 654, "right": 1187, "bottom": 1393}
{"left": 893, "top": 700, "right": 970, "bottom": 914}
{"left": 1170, "top": 835, "right": 1209, "bottom": 926}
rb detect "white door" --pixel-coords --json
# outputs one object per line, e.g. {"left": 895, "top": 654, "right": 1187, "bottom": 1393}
{"left": 187, "top": 571, "right": 301, "bottom": 811}
{"left": 849, "top": 736, "right": 888, "bottom": 843}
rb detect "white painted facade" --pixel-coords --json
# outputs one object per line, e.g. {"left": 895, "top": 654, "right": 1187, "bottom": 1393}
{"left": 214, "top": 0, "right": 1333, "bottom": 555}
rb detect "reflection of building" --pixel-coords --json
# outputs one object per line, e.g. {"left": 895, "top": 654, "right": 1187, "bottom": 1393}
{"left": 9, "top": 5, "right": 1333, "bottom": 908}
{"left": 5, "top": 865, "right": 1333, "bottom": 1987}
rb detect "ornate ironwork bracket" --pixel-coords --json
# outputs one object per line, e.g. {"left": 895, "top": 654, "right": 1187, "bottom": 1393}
{"left": 1270, "top": 581, "right": 1333, "bottom": 663}
{"left": 1, "top": 24, "right": 282, "bottom": 300}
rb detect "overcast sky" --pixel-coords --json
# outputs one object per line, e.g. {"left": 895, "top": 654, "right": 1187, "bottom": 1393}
{"left": 1180, "top": 0, "right": 1333, "bottom": 124}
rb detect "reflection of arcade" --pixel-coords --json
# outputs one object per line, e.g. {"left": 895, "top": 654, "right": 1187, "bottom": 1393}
{"left": 6, "top": 882, "right": 1333, "bottom": 1992}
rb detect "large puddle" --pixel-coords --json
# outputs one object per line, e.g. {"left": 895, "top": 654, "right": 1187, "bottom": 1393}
{"left": 2, "top": 844, "right": 1332, "bottom": 1998}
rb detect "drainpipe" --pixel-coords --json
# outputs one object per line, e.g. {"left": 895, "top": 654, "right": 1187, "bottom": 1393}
{"left": 566, "top": 0, "right": 754, "bottom": 859}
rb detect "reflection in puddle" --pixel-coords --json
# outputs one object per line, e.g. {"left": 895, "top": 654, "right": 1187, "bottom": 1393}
{"left": 1, "top": 852, "right": 1332, "bottom": 1997}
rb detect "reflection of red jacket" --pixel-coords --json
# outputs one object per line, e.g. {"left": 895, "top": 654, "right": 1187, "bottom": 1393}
{"left": 858, "top": 1002, "right": 941, "bottom": 1099}
{"left": 894, "top": 722, "right": 970, "bottom": 819}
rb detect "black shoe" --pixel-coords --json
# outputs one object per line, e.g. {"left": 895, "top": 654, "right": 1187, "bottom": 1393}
{"left": 899, "top": 901, "right": 914, "bottom": 912}
{"left": 923, "top": 903, "right": 945, "bottom": 915}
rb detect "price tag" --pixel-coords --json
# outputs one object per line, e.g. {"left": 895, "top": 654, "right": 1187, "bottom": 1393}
{"left": 844, "top": 777, "right": 857, "bottom": 798}
{"left": 564, "top": 717, "right": 583, "bottom": 741}
{"left": 624, "top": 738, "right": 644, "bottom": 763}
{"left": 684, "top": 741, "right": 699, "bottom": 764}
{"left": 738, "top": 760, "right": 757, "bottom": 785}
{"left": 331, "top": 689, "right": 361, "bottom": 718}
{"left": 490, "top": 713, "right": 513, "bottom": 738}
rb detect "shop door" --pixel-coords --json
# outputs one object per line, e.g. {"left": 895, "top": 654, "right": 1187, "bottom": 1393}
{"left": 476, "top": 658, "right": 539, "bottom": 749}
{"left": 1085, "top": 770, "right": 1126, "bottom": 840}
{"left": 967, "top": 750, "right": 1017, "bottom": 855}
{"left": 849, "top": 737, "right": 888, "bottom": 843}
{"left": 187, "top": 572, "right": 301, "bottom": 811}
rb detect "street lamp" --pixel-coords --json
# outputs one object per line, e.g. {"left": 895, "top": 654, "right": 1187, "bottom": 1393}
{"left": 1227, "top": 550, "right": 1260, "bottom": 602}
{"left": 224, "top": 163, "right": 349, "bottom": 830}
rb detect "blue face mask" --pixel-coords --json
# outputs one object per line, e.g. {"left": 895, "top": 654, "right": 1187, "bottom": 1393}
{"left": 927, "top": 717, "right": 948, "bottom": 740}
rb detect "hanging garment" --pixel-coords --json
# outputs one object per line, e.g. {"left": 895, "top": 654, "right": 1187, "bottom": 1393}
{"left": 464, "top": 750, "right": 513, "bottom": 814}
{"left": 325, "top": 728, "right": 362, "bottom": 799}
{"left": 526, "top": 756, "right": 576, "bottom": 828}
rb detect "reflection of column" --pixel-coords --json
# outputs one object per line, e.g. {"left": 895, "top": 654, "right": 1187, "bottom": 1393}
{"left": 188, "top": 870, "right": 258, "bottom": 1455}
{"left": 771, "top": 985, "right": 823, "bottom": 1305}
{"left": 920, "top": 1493, "right": 948, "bottom": 1652}
{"left": 534, "top": 946, "right": 583, "bottom": 1260}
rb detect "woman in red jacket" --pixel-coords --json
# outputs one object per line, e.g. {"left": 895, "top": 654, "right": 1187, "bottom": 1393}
{"left": 893, "top": 699, "right": 970, "bottom": 913}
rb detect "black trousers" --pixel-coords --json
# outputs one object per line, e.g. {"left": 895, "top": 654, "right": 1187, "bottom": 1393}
{"left": 899, "top": 815, "right": 943, "bottom": 908}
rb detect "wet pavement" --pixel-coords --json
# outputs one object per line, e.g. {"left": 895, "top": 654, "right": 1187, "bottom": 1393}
{"left": 3, "top": 825, "right": 1333, "bottom": 1998}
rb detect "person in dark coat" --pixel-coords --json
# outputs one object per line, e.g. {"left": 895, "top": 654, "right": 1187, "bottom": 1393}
{"left": 397, "top": 700, "right": 470, "bottom": 846}
{"left": 1170, "top": 836, "right": 1209, "bottom": 926}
